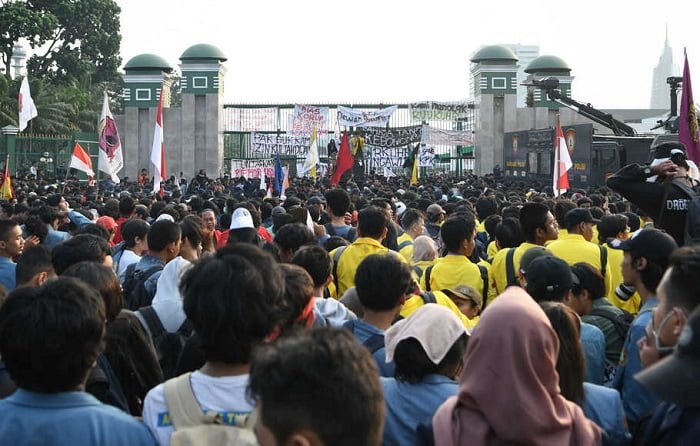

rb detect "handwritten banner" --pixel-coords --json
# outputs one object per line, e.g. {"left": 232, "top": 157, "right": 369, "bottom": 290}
{"left": 226, "top": 107, "right": 278, "bottom": 131}
{"left": 410, "top": 102, "right": 471, "bottom": 121}
{"left": 288, "top": 105, "right": 329, "bottom": 135}
{"left": 362, "top": 125, "right": 423, "bottom": 148}
{"left": 419, "top": 146, "right": 435, "bottom": 167}
{"left": 230, "top": 159, "right": 275, "bottom": 178}
{"left": 421, "top": 125, "right": 474, "bottom": 146}
{"left": 250, "top": 133, "right": 311, "bottom": 157}
{"left": 368, "top": 146, "right": 411, "bottom": 169}
{"left": 337, "top": 105, "right": 398, "bottom": 128}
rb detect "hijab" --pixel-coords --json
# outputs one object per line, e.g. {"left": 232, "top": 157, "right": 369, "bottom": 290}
{"left": 432, "top": 286, "right": 602, "bottom": 446}
{"left": 151, "top": 256, "right": 193, "bottom": 332}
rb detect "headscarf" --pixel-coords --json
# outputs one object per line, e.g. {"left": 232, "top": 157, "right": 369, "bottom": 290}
{"left": 151, "top": 256, "right": 193, "bottom": 333}
{"left": 432, "top": 286, "right": 602, "bottom": 446}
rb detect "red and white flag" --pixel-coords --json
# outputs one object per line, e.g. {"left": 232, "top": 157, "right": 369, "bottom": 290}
{"left": 69, "top": 142, "right": 94, "bottom": 177}
{"left": 553, "top": 115, "right": 572, "bottom": 197}
{"left": 150, "top": 93, "right": 166, "bottom": 194}
{"left": 97, "top": 92, "right": 123, "bottom": 182}
{"left": 18, "top": 77, "right": 38, "bottom": 132}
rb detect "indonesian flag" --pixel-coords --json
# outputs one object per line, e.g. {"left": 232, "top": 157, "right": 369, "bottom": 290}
{"left": 69, "top": 142, "right": 94, "bottom": 177}
{"left": 18, "top": 77, "right": 38, "bottom": 132}
{"left": 150, "top": 94, "right": 166, "bottom": 194}
{"left": 553, "top": 115, "right": 572, "bottom": 197}
{"left": 98, "top": 92, "right": 123, "bottom": 182}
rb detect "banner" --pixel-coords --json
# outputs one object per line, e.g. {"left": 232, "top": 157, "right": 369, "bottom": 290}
{"left": 362, "top": 125, "right": 423, "bottom": 148}
{"left": 368, "top": 146, "right": 411, "bottom": 169}
{"left": 410, "top": 101, "right": 470, "bottom": 121}
{"left": 288, "top": 105, "right": 329, "bottom": 135}
{"left": 231, "top": 159, "right": 275, "bottom": 178}
{"left": 251, "top": 133, "right": 312, "bottom": 157}
{"left": 421, "top": 125, "right": 473, "bottom": 146}
{"left": 419, "top": 146, "right": 435, "bottom": 167}
{"left": 337, "top": 105, "right": 398, "bottom": 128}
{"left": 227, "top": 107, "right": 278, "bottom": 131}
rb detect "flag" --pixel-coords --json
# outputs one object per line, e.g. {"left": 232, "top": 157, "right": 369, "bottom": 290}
{"left": 259, "top": 167, "right": 267, "bottom": 191}
{"left": 410, "top": 151, "right": 419, "bottom": 185}
{"left": 98, "top": 91, "right": 123, "bottom": 182}
{"left": 330, "top": 132, "right": 354, "bottom": 186}
{"left": 680, "top": 49, "right": 700, "bottom": 164}
{"left": 0, "top": 155, "right": 13, "bottom": 200}
{"left": 281, "top": 165, "right": 289, "bottom": 200}
{"left": 274, "top": 154, "right": 284, "bottom": 194}
{"left": 18, "top": 77, "right": 38, "bottom": 132}
{"left": 553, "top": 115, "right": 572, "bottom": 197}
{"left": 299, "top": 127, "right": 319, "bottom": 178}
{"left": 69, "top": 142, "right": 94, "bottom": 177}
{"left": 150, "top": 93, "right": 166, "bottom": 194}
{"left": 383, "top": 166, "right": 396, "bottom": 178}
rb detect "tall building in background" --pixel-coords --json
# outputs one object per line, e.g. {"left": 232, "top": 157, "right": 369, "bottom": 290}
{"left": 504, "top": 44, "right": 540, "bottom": 107}
{"left": 650, "top": 26, "right": 679, "bottom": 109}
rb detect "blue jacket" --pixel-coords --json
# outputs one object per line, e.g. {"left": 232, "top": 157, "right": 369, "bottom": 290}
{"left": 582, "top": 382, "right": 631, "bottom": 445}
{"left": 581, "top": 322, "right": 606, "bottom": 385}
{"left": 345, "top": 319, "right": 395, "bottom": 377}
{"left": 0, "top": 389, "right": 156, "bottom": 446}
{"left": 0, "top": 256, "right": 16, "bottom": 292}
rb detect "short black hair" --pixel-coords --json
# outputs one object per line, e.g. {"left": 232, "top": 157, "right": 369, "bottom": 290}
{"left": 121, "top": 218, "right": 150, "bottom": 248}
{"left": 623, "top": 212, "right": 641, "bottom": 232}
{"left": 324, "top": 188, "right": 350, "bottom": 217}
{"left": 51, "top": 234, "right": 111, "bottom": 275}
{"left": 180, "top": 215, "right": 203, "bottom": 248}
{"left": 495, "top": 217, "right": 525, "bottom": 249}
{"left": 520, "top": 202, "right": 550, "bottom": 242}
{"left": 597, "top": 214, "right": 628, "bottom": 244}
{"left": 62, "top": 262, "right": 123, "bottom": 322}
{"left": 0, "top": 219, "right": 19, "bottom": 242}
{"left": 278, "top": 264, "right": 315, "bottom": 331}
{"left": 24, "top": 215, "right": 49, "bottom": 244}
{"left": 441, "top": 215, "right": 476, "bottom": 253}
{"left": 475, "top": 197, "right": 498, "bottom": 220}
{"left": 147, "top": 220, "right": 182, "bottom": 252}
{"left": 16, "top": 246, "right": 53, "bottom": 286}
{"left": 661, "top": 246, "right": 700, "bottom": 314}
{"left": 249, "top": 328, "right": 384, "bottom": 446}
{"left": 571, "top": 262, "right": 606, "bottom": 300}
{"left": 181, "top": 244, "right": 285, "bottom": 364}
{"left": 355, "top": 253, "right": 412, "bottom": 311}
{"left": 292, "top": 245, "right": 332, "bottom": 288}
{"left": 400, "top": 209, "right": 422, "bottom": 231}
{"left": 76, "top": 223, "right": 110, "bottom": 241}
{"left": 357, "top": 206, "right": 389, "bottom": 239}
{"left": 118, "top": 197, "right": 135, "bottom": 216}
{"left": 0, "top": 277, "right": 105, "bottom": 392}
{"left": 394, "top": 334, "right": 468, "bottom": 384}
{"left": 274, "top": 223, "right": 314, "bottom": 254}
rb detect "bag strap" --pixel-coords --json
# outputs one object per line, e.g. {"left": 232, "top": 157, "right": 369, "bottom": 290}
{"left": 332, "top": 246, "right": 349, "bottom": 290}
{"left": 478, "top": 264, "right": 489, "bottom": 307}
{"left": 424, "top": 265, "right": 434, "bottom": 291}
{"left": 398, "top": 240, "right": 413, "bottom": 251}
{"left": 413, "top": 265, "right": 423, "bottom": 278}
{"left": 163, "top": 372, "right": 214, "bottom": 429}
{"left": 505, "top": 247, "right": 517, "bottom": 287}
{"left": 137, "top": 306, "right": 166, "bottom": 340}
{"left": 421, "top": 291, "right": 436, "bottom": 305}
{"left": 599, "top": 245, "right": 608, "bottom": 275}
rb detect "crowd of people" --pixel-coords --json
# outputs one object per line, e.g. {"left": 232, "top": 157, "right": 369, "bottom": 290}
{"left": 0, "top": 142, "right": 699, "bottom": 445}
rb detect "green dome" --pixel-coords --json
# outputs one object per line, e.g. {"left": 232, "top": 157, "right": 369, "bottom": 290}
{"left": 124, "top": 53, "right": 172, "bottom": 72}
{"left": 180, "top": 44, "right": 227, "bottom": 62}
{"left": 525, "top": 55, "right": 571, "bottom": 74}
{"left": 470, "top": 45, "right": 518, "bottom": 63}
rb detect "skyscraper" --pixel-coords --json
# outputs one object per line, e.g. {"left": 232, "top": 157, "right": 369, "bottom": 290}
{"left": 650, "top": 26, "right": 679, "bottom": 110}
{"left": 504, "top": 44, "right": 540, "bottom": 107}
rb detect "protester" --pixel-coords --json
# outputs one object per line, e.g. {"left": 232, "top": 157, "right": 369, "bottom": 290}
{"left": 0, "top": 220, "right": 25, "bottom": 292}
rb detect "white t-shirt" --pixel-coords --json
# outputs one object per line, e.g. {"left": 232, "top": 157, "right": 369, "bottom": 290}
{"left": 142, "top": 370, "right": 253, "bottom": 446}
{"left": 117, "top": 250, "right": 141, "bottom": 282}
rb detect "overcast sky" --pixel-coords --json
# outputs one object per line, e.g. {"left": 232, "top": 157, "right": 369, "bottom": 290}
{"left": 117, "top": 0, "right": 698, "bottom": 109}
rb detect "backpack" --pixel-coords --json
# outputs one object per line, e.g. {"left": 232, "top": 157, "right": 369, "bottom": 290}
{"left": 122, "top": 263, "right": 163, "bottom": 310}
{"left": 85, "top": 353, "right": 130, "bottom": 414}
{"left": 343, "top": 320, "right": 385, "bottom": 354}
{"left": 671, "top": 179, "right": 700, "bottom": 246}
{"left": 324, "top": 223, "right": 356, "bottom": 242}
{"left": 163, "top": 372, "right": 258, "bottom": 446}
{"left": 397, "top": 239, "right": 414, "bottom": 251}
{"left": 504, "top": 247, "right": 518, "bottom": 288}
{"left": 589, "top": 305, "right": 635, "bottom": 341}
{"left": 423, "top": 264, "right": 489, "bottom": 306}
{"left": 136, "top": 306, "right": 194, "bottom": 380}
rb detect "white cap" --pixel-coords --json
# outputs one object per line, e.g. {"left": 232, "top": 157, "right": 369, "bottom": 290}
{"left": 156, "top": 213, "right": 175, "bottom": 222}
{"left": 230, "top": 208, "right": 254, "bottom": 230}
{"left": 395, "top": 201, "right": 407, "bottom": 217}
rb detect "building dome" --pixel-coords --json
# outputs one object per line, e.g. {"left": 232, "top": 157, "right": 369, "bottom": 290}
{"left": 470, "top": 45, "right": 518, "bottom": 63}
{"left": 180, "top": 44, "right": 227, "bottom": 62}
{"left": 525, "top": 55, "right": 571, "bottom": 74}
{"left": 124, "top": 53, "right": 173, "bottom": 72}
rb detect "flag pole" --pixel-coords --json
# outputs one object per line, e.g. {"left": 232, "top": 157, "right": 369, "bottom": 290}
{"left": 554, "top": 114, "right": 560, "bottom": 197}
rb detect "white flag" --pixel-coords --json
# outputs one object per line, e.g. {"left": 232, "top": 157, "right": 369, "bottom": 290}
{"left": 259, "top": 167, "right": 267, "bottom": 190}
{"left": 18, "top": 77, "right": 38, "bottom": 132}
{"left": 150, "top": 95, "right": 166, "bottom": 194}
{"left": 299, "top": 128, "right": 319, "bottom": 177}
{"left": 97, "top": 92, "right": 123, "bottom": 182}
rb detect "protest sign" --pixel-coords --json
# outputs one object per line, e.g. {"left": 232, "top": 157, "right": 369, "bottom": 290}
{"left": 410, "top": 102, "right": 471, "bottom": 121}
{"left": 288, "top": 105, "right": 329, "bottom": 135}
{"left": 250, "top": 133, "right": 312, "bottom": 157}
{"left": 368, "top": 146, "right": 411, "bottom": 169}
{"left": 418, "top": 146, "right": 435, "bottom": 167}
{"left": 226, "top": 107, "right": 278, "bottom": 131}
{"left": 230, "top": 159, "right": 275, "bottom": 178}
{"left": 362, "top": 125, "right": 423, "bottom": 148}
{"left": 421, "top": 125, "right": 474, "bottom": 146}
{"left": 337, "top": 105, "right": 398, "bottom": 127}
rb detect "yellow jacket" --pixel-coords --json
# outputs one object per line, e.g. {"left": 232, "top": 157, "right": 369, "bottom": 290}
{"left": 602, "top": 244, "right": 641, "bottom": 314}
{"left": 546, "top": 233, "right": 613, "bottom": 296}
{"left": 486, "top": 240, "right": 498, "bottom": 260}
{"left": 419, "top": 255, "right": 496, "bottom": 306}
{"left": 400, "top": 290, "right": 473, "bottom": 328}
{"left": 491, "top": 242, "right": 542, "bottom": 294}
{"left": 396, "top": 232, "right": 414, "bottom": 263}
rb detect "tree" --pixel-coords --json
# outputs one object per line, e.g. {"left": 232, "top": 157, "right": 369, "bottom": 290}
{"left": 0, "top": 0, "right": 122, "bottom": 85}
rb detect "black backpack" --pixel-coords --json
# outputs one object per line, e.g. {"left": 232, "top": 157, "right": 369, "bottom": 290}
{"left": 589, "top": 305, "right": 634, "bottom": 340}
{"left": 85, "top": 353, "right": 130, "bottom": 413}
{"left": 136, "top": 306, "right": 194, "bottom": 380}
{"left": 122, "top": 264, "right": 163, "bottom": 311}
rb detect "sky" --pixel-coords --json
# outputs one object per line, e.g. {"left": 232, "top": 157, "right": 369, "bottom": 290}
{"left": 117, "top": 0, "right": 700, "bottom": 109}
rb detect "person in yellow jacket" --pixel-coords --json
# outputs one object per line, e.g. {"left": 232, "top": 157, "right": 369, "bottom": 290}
{"left": 412, "top": 235, "right": 439, "bottom": 280}
{"left": 396, "top": 209, "right": 425, "bottom": 263}
{"left": 596, "top": 214, "right": 641, "bottom": 314}
{"left": 331, "top": 206, "right": 408, "bottom": 296}
{"left": 419, "top": 214, "right": 496, "bottom": 307}
{"left": 547, "top": 208, "right": 614, "bottom": 297}
{"left": 491, "top": 202, "right": 559, "bottom": 294}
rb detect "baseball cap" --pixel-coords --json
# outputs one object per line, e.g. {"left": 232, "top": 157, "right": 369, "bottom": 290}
{"left": 395, "top": 201, "right": 407, "bottom": 217}
{"left": 443, "top": 284, "right": 482, "bottom": 309}
{"left": 618, "top": 228, "right": 678, "bottom": 265}
{"left": 230, "top": 208, "right": 254, "bottom": 230}
{"left": 635, "top": 304, "right": 700, "bottom": 406}
{"left": 306, "top": 196, "right": 325, "bottom": 206}
{"left": 96, "top": 216, "right": 117, "bottom": 231}
{"left": 271, "top": 206, "right": 286, "bottom": 216}
{"left": 519, "top": 246, "right": 549, "bottom": 276}
{"left": 525, "top": 255, "right": 579, "bottom": 300}
{"left": 564, "top": 208, "right": 600, "bottom": 228}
